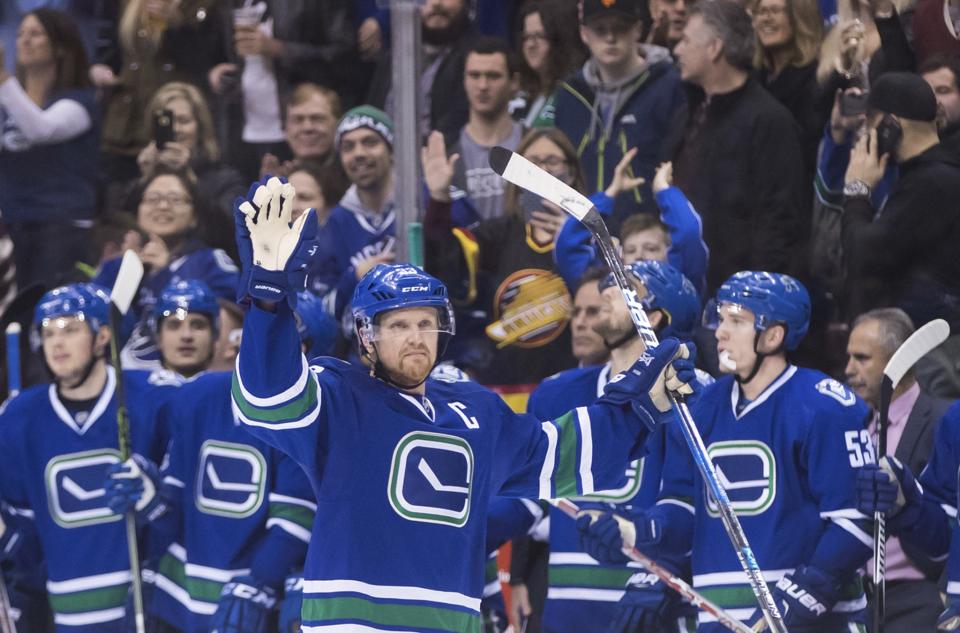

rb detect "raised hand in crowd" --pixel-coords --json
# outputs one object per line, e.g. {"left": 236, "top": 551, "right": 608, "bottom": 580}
{"left": 604, "top": 147, "right": 645, "bottom": 199}
{"left": 137, "top": 140, "right": 191, "bottom": 175}
{"left": 89, "top": 62, "right": 120, "bottom": 88}
{"left": 357, "top": 16, "right": 383, "bottom": 61}
{"left": 652, "top": 161, "right": 673, "bottom": 194}
{"left": 208, "top": 62, "right": 240, "bottom": 95}
{"left": 830, "top": 88, "right": 868, "bottom": 144}
{"left": 140, "top": 233, "right": 172, "bottom": 272}
{"left": 421, "top": 130, "right": 460, "bottom": 203}
{"left": 259, "top": 153, "right": 297, "bottom": 180}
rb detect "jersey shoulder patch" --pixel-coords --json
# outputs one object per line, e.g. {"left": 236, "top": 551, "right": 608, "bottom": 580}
{"left": 430, "top": 363, "right": 473, "bottom": 384}
{"left": 814, "top": 378, "right": 857, "bottom": 407}
{"left": 212, "top": 248, "right": 239, "bottom": 273}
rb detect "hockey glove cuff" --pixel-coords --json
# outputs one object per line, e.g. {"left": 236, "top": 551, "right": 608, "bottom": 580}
{"left": 104, "top": 454, "right": 167, "bottom": 523}
{"left": 608, "top": 575, "right": 695, "bottom": 633}
{"left": 748, "top": 565, "right": 839, "bottom": 632}
{"left": 575, "top": 510, "right": 661, "bottom": 565}
{"left": 279, "top": 574, "right": 304, "bottom": 633}
{"left": 210, "top": 574, "right": 278, "bottom": 633}
{"left": 855, "top": 456, "right": 922, "bottom": 523}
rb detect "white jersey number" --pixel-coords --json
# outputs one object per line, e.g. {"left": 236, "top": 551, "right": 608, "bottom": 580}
{"left": 845, "top": 429, "right": 876, "bottom": 468}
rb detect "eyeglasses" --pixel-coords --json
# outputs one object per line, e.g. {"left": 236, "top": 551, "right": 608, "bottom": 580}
{"left": 142, "top": 192, "right": 192, "bottom": 207}
{"left": 526, "top": 155, "right": 568, "bottom": 170}
{"left": 521, "top": 32, "right": 549, "bottom": 44}
{"left": 754, "top": 5, "right": 788, "bottom": 17}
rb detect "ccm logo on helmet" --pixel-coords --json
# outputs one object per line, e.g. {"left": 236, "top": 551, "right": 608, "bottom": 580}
{"left": 402, "top": 285, "right": 430, "bottom": 293}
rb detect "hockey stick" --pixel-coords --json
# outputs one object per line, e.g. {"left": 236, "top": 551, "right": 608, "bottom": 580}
{"left": 107, "top": 250, "right": 146, "bottom": 633}
{"left": 549, "top": 498, "right": 753, "bottom": 633}
{"left": 5, "top": 323, "right": 20, "bottom": 399}
{"left": 871, "top": 318, "right": 950, "bottom": 633}
{"left": 489, "top": 147, "right": 786, "bottom": 633}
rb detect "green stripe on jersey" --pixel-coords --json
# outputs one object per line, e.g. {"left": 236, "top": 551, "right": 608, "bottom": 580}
{"left": 269, "top": 502, "right": 314, "bottom": 530}
{"left": 48, "top": 584, "right": 128, "bottom": 614}
{"left": 231, "top": 371, "right": 318, "bottom": 423}
{"left": 157, "top": 552, "right": 223, "bottom": 603}
{"left": 302, "top": 596, "right": 481, "bottom": 633}
{"left": 549, "top": 565, "right": 634, "bottom": 590}
{"left": 553, "top": 411, "right": 581, "bottom": 497}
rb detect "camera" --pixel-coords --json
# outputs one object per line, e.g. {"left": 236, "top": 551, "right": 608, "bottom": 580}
{"left": 153, "top": 108, "right": 174, "bottom": 150}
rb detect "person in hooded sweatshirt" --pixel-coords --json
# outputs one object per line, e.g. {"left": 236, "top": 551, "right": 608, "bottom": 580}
{"left": 538, "top": 0, "right": 685, "bottom": 228}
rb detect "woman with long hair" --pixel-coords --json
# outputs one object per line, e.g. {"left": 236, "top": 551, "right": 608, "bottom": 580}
{"left": 0, "top": 8, "right": 97, "bottom": 290}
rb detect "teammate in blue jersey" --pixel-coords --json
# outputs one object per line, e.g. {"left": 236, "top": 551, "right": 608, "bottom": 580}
{"left": 228, "top": 176, "right": 698, "bottom": 633}
{"left": 525, "top": 260, "right": 702, "bottom": 633}
{"left": 0, "top": 284, "right": 175, "bottom": 632}
{"left": 580, "top": 271, "right": 875, "bottom": 632}
{"left": 856, "top": 402, "right": 960, "bottom": 629}
{"left": 105, "top": 369, "right": 315, "bottom": 633}
{"left": 152, "top": 279, "right": 221, "bottom": 380}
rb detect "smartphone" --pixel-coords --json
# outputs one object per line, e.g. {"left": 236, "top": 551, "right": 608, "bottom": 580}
{"left": 875, "top": 114, "right": 903, "bottom": 157}
{"left": 840, "top": 90, "right": 869, "bottom": 117}
{"left": 519, "top": 190, "right": 544, "bottom": 224}
{"left": 153, "top": 108, "right": 174, "bottom": 150}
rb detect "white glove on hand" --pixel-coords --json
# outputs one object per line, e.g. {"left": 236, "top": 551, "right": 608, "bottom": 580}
{"left": 238, "top": 177, "right": 308, "bottom": 272}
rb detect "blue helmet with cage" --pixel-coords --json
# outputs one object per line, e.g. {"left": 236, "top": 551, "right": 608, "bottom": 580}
{"left": 153, "top": 279, "right": 220, "bottom": 334}
{"left": 352, "top": 264, "right": 455, "bottom": 341}
{"left": 295, "top": 291, "right": 338, "bottom": 358}
{"left": 602, "top": 260, "right": 700, "bottom": 340}
{"left": 33, "top": 283, "right": 111, "bottom": 335}
{"left": 715, "top": 271, "right": 810, "bottom": 351}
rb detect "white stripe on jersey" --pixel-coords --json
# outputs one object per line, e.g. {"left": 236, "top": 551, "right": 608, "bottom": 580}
{"left": 53, "top": 607, "right": 126, "bottom": 626}
{"left": 153, "top": 574, "right": 219, "bottom": 615}
{"left": 546, "top": 587, "right": 624, "bottom": 602}
{"left": 693, "top": 568, "right": 791, "bottom": 587}
{"left": 698, "top": 607, "right": 754, "bottom": 624}
{"left": 163, "top": 475, "right": 185, "bottom": 488}
{"left": 232, "top": 391, "right": 322, "bottom": 431}
{"left": 483, "top": 579, "right": 500, "bottom": 598}
{"left": 538, "top": 422, "right": 558, "bottom": 499}
{"left": 820, "top": 508, "right": 869, "bottom": 520}
{"left": 948, "top": 581, "right": 960, "bottom": 594}
{"left": 47, "top": 570, "right": 132, "bottom": 594}
{"left": 233, "top": 354, "right": 311, "bottom": 407}
{"left": 266, "top": 516, "right": 312, "bottom": 542}
{"left": 657, "top": 498, "right": 695, "bottom": 514}
{"left": 833, "top": 517, "right": 874, "bottom": 548}
{"left": 184, "top": 563, "right": 250, "bottom": 583}
{"left": 302, "top": 579, "right": 480, "bottom": 612}
{"left": 269, "top": 492, "right": 318, "bottom": 512}
{"left": 576, "top": 407, "right": 594, "bottom": 495}
{"left": 548, "top": 552, "right": 644, "bottom": 568}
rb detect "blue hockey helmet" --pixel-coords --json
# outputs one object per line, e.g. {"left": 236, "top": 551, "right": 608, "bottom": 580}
{"left": 295, "top": 291, "right": 338, "bottom": 358}
{"left": 602, "top": 260, "right": 700, "bottom": 340}
{"left": 33, "top": 283, "right": 111, "bottom": 335}
{"left": 153, "top": 279, "right": 220, "bottom": 334}
{"left": 714, "top": 271, "right": 810, "bottom": 350}
{"left": 352, "top": 264, "right": 455, "bottom": 342}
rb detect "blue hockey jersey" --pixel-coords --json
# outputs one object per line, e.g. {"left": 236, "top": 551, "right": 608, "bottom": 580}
{"left": 656, "top": 366, "right": 873, "bottom": 631}
{"left": 230, "top": 303, "right": 656, "bottom": 633}
{"left": 528, "top": 364, "right": 661, "bottom": 633}
{"left": 0, "top": 368, "right": 175, "bottom": 632}
{"left": 147, "top": 371, "right": 313, "bottom": 632}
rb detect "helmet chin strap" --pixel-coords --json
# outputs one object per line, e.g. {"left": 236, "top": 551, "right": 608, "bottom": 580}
{"left": 735, "top": 330, "right": 785, "bottom": 386}
{"left": 55, "top": 341, "right": 104, "bottom": 392}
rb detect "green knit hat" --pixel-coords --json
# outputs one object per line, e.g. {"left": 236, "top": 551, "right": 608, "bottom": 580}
{"left": 334, "top": 105, "right": 395, "bottom": 151}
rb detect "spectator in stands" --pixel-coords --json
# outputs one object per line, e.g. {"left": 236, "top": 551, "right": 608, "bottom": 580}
{"left": 207, "top": 0, "right": 360, "bottom": 180}
{"left": 0, "top": 1, "right": 101, "bottom": 72}
{"left": 672, "top": 0, "right": 805, "bottom": 295}
{"left": 921, "top": 54, "right": 960, "bottom": 154}
{"left": 570, "top": 267, "right": 610, "bottom": 368}
{"left": 210, "top": 298, "right": 244, "bottom": 372}
{"left": 543, "top": 0, "right": 685, "bottom": 223}
{"left": 555, "top": 159, "right": 708, "bottom": 295}
{"left": 259, "top": 83, "right": 343, "bottom": 178}
{"left": 514, "top": 0, "right": 587, "bottom": 126}
{"left": 92, "top": 0, "right": 218, "bottom": 183}
{"left": 423, "top": 127, "right": 589, "bottom": 392}
{"left": 367, "top": 0, "right": 478, "bottom": 144}
{"left": 843, "top": 72, "right": 960, "bottom": 397}
{"left": 844, "top": 307, "right": 951, "bottom": 632}
{"left": 288, "top": 160, "right": 349, "bottom": 226}
{"left": 648, "top": 0, "right": 694, "bottom": 49}
{"left": 753, "top": 0, "right": 825, "bottom": 189}
{"left": 0, "top": 8, "right": 98, "bottom": 291}
{"left": 306, "top": 105, "right": 475, "bottom": 317}
{"left": 911, "top": 0, "right": 960, "bottom": 65}
{"left": 134, "top": 81, "right": 245, "bottom": 256}
{"left": 449, "top": 37, "right": 523, "bottom": 221}
{"left": 93, "top": 168, "right": 239, "bottom": 369}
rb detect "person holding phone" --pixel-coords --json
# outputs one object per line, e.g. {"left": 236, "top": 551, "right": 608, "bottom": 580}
{"left": 842, "top": 72, "right": 960, "bottom": 357}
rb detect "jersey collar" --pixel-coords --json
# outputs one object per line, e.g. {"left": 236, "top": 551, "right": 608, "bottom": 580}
{"left": 48, "top": 366, "right": 117, "bottom": 435}
{"left": 730, "top": 364, "right": 797, "bottom": 420}
{"left": 596, "top": 363, "right": 613, "bottom": 398}
{"left": 399, "top": 392, "right": 436, "bottom": 422}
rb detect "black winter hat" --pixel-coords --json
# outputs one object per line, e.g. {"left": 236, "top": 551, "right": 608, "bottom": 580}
{"left": 868, "top": 72, "right": 938, "bottom": 122}
{"left": 582, "top": 0, "right": 644, "bottom": 23}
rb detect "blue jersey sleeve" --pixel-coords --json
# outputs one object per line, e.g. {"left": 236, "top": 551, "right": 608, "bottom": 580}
{"left": 231, "top": 303, "right": 328, "bottom": 479}
{"left": 643, "top": 420, "right": 696, "bottom": 574}
{"left": 486, "top": 497, "right": 544, "bottom": 554}
{"left": 655, "top": 187, "right": 708, "bottom": 297}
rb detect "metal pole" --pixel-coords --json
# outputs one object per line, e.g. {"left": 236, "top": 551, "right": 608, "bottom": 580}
{"left": 388, "top": 0, "right": 423, "bottom": 263}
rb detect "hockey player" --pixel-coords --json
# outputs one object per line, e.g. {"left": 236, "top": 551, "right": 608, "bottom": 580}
{"left": 229, "top": 176, "right": 698, "bottom": 632}
{"left": 579, "top": 271, "right": 875, "bottom": 632}
{"left": 104, "top": 370, "right": 315, "bottom": 633}
{"left": 152, "top": 279, "right": 220, "bottom": 379}
{"left": 0, "top": 283, "right": 173, "bottom": 632}
{"left": 526, "top": 260, "right": 702, "bottom": 633}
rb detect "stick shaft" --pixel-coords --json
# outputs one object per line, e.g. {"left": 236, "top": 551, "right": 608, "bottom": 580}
{"left": 872, "top": 377, "right": 893, "bottom": 633}
{"left": 581, "top": 211, "right": 786, "bottom": 633}
{"left": 551, "top": 499, "right": 753, "bottom": 633}
{"left": 107, "top": 306, "right": 145, "bottom": 633}
{"left": 4, "top": 328, "right": 19, "bottom": 399}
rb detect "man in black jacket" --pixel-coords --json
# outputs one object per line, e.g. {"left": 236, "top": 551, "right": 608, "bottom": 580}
{"left": 670, "top": 0, "right": 805, "bottom": 296}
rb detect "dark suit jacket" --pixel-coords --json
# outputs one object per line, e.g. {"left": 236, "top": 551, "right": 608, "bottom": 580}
{"left": 895, "top": 388, "right": 954, "bottom": 578}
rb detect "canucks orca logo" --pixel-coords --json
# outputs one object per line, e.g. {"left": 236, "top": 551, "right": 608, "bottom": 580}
{"left": 705, "top": 441, "right": 777, "bottom": 517}
{"left": 389, "top": 432, "right": 474, "bottom": 527}
{"left": 195, "top": 440, "right": 267, "bottom": 518}
{"left": 815, "top": 379, "right": 857, "bottom": 406}
{"left": 45, "top": 449, "right": 123, "bottom": 528}
{"left": 575, "top": 459, "right": 643, "bottom": 503}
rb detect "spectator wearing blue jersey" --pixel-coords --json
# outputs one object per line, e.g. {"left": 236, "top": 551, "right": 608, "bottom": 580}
{"left": 93, "top": 169, "right": 239, "bottom": 369}
{"left": 555, "top": 160, "right": 708, "bottom": 296}
{"left": 0, "top": 8, "right": 98, "bottom": 290}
